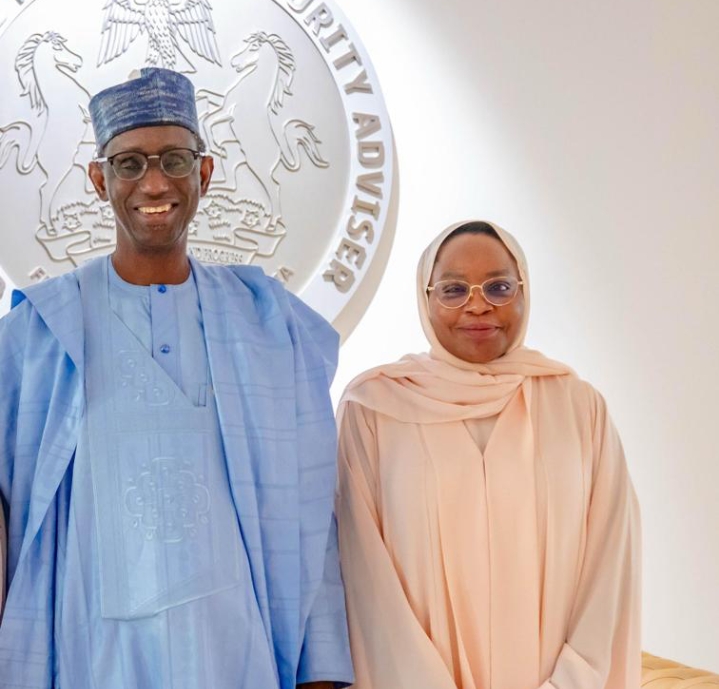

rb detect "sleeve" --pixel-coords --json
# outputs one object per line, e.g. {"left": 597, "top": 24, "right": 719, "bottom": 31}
{"left": 281, "top": 283, "right": 340, "bottom": 385}
{"left": 296, "top": 515, "right": 354, "bottom": 687}
{"left": 541, "top": 389, "right": 641, "bottom": 689}
{"left": 336, "top": 401, "right": 457, "bottom": 689}
{"left": 281, "top": 283, "right": 352, "bottom": 687}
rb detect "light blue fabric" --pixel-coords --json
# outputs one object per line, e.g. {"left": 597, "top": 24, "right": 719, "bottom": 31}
{"left": 0, "top": 257, "right": 353, "bottom": 688}
{"left": 107, "top": 259, "right": 210, "bottom": 405}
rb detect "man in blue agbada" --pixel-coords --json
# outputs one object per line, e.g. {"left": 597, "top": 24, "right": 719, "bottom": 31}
{"left": 0, "top": 67, "right": 353, "bottom": 689}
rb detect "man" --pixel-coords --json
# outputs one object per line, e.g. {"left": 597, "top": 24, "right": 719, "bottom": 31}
{"left": 0, "top": 67, "right": 352, "bottom": 689}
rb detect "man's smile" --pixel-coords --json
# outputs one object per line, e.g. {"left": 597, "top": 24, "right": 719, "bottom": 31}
{"left": 137, "top": 203, "right": 173, "bottom": 215}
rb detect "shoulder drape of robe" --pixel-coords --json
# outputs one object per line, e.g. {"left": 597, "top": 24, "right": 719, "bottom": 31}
{"left": 337, "top": 374, "right": 640, "bottom": 689}
{"left": 0, "top": 259, "right": 353, "bottom": 689}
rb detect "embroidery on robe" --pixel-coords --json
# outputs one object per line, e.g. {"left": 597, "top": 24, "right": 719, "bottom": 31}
{"left": 125, "top": 455, "right": 211, "bottom": 543}
{"left": 117, "top": 349, "right": 175, "bottom": 406}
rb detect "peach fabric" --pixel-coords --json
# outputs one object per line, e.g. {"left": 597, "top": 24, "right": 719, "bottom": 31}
{"left": 336, "top": 221, "right": 641, "bottom": 689}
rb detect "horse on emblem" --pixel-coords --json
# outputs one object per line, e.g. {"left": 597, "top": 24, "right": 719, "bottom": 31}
{"left": 198, "top": 31, "right": 329, "bottom": 235}
{"left": 0, "top": 31, "right": 93, "bottom": 236}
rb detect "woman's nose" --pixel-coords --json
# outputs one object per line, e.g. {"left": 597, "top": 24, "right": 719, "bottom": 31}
{"left": 464, "top": 286, "right": 492, "bottom": 312}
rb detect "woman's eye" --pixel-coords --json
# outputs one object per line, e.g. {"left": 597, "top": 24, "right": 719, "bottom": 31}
{"left": 486, "top": 280, "right": 512, "bottom": 293}
{"left": 441, "top": 283, "right": 467, "bottom": 295}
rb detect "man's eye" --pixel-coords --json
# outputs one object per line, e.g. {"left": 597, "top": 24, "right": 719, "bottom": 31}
{"left": 162, "top": 151, "right": 194, "bottom": 173}
{"left": 163, "top": 154, "right": 185, "bottom": 169}
{"left": 115, "top": 156, "right": 143, "bottom": 170}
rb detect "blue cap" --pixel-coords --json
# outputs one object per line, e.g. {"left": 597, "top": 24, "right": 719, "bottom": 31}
{"left": 89, "top": 67, "right": 200, "bottom": 150}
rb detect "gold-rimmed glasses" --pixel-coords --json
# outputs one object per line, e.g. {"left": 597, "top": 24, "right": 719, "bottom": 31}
{"left": 427, "top": 277, "right": 523, "bottom": 309}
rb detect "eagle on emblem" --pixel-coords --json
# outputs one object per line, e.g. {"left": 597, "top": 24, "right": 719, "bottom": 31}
{"left": 97, "top": 0, "right": 221, "bottom": 71}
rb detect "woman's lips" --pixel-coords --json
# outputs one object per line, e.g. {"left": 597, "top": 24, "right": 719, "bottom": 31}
{"left": 456, "top": 323, "right": 501, "bottom": 340}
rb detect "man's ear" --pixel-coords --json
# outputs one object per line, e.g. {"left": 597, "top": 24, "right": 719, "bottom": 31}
{"left": 88, "top": 161, "right": 109, "bottom": 202}
{"left": 199, "top": 155, "right": 214, "bottom": 197}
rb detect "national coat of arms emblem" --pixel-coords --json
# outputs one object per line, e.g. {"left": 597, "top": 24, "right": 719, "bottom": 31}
{"left": 0, "top": 0, "right": 397, "bottom": 337}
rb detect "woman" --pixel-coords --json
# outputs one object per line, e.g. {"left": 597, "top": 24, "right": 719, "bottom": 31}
{"left": 336, "top": 221, "right": 640, "bottom": 689}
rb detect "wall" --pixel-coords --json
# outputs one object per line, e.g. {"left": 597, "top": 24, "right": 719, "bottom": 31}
{"left": 0, "top": 265, "right": 9, "bottom": 313}
{"left": 0, "top": 0, "right": 716, "bottom": 671}
{"left": 331, "top": 0, "right": 719, "bottom": 671}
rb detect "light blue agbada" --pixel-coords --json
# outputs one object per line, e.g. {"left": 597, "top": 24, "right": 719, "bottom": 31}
{"left": 0, "top": 257, "right": 353, "bottom": 689}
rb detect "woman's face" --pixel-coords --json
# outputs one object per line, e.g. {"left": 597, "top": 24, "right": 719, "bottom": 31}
{"left": 427, "top": 233, "right": 525, "bottom": 363}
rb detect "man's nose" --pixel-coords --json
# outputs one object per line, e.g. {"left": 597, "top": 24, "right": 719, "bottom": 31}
{"left": 137, "top": 160, "right": 171, "bottom": 193}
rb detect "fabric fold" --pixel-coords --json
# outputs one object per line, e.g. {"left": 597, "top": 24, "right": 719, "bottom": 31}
{"left": 0, "top": 256, "right": 353, "bottom": 689}
{"left": 337, "top": 220, "right": 640, "bottom": 689}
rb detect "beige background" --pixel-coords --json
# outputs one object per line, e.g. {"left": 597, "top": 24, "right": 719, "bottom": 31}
{"left": 330, "top": 0, "right": 719, "bottom": 672}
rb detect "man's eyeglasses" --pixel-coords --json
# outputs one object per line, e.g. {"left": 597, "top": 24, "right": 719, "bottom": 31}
{"left": 427, "top": 277, "right": 523, "bottom": 309}
{"left": 95, "top": 148, "right": 201, "bottom": 181}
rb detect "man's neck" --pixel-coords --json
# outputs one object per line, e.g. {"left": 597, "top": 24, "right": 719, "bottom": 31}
{"left": 111, "top": 249, "right": 191, "bottom": 286}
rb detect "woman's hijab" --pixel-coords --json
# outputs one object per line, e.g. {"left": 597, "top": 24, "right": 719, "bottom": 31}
{"left": 341, "top": 220, "right": 572, "bottom": 423}
{"left": 337, "top": 222, "right": 641, "bottom": 689}
{"left": 416, "top": 219, "right": 532, "bottom": 366}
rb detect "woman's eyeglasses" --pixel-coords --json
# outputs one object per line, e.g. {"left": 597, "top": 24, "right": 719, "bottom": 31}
{"left": 427, "top": 277, "right": 523, "bottom": 309}
{"left": 95, "top": 148, "right": 201, "bottom": 181}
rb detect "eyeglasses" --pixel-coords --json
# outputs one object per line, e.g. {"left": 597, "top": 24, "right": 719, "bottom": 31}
{"left": 95, "top": 148, "right": 201, "bottom": 181}
{"left": 427, "top": 277, "right": 523, "bottom": 309}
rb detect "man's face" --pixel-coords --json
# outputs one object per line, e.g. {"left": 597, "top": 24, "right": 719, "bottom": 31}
{"left": 88, "top": 125, "right": 213, "bottom": 259}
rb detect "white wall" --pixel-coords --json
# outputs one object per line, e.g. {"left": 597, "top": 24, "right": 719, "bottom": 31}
{"left": 0, "top": 0, "right": 716, "bottom": 670}
{"left": 331, "top": 0, "right": 719, "bottom": 671}
{"left": 0, "top": 265, "right": 9, "bottom": 314}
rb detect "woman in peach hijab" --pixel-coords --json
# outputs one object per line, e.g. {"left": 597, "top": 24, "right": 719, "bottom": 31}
{"left": 336, "top": 221, "right": 640, "bottom": 689}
